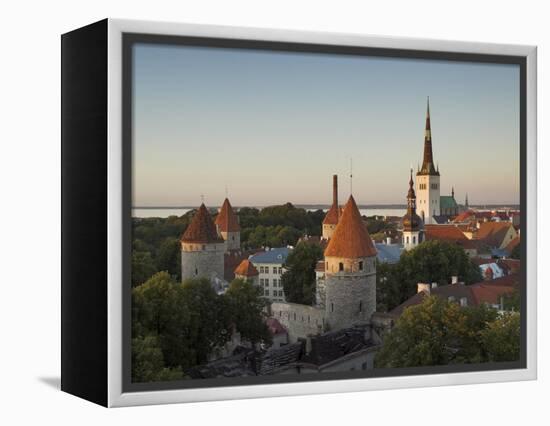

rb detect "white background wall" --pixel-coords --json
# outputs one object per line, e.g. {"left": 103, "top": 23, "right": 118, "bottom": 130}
{"left": 0, "top": 0, "right": 547, "bottom": 424}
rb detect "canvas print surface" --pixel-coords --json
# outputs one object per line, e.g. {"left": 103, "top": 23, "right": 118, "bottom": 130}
{"left": 129, "top": 40, "right": 523, "bottom": 386}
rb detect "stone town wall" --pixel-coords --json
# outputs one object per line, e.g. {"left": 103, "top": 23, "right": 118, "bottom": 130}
{"left": 271, "top": 302, "right": 325, "bottom": 343}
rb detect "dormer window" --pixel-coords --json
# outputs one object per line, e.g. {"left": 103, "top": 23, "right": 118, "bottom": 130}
{"left": 339, "top": 262, "right": 344, "bottom": 272}
{"left": 359, "top": 261, "right": 364, "bottom": 271}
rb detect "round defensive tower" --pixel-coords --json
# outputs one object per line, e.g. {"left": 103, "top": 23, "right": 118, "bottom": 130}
{"left": 323, "top": 195, "right": 377, "bottom": 331}
{"left": 215, "top": 198, "right": 241, "bottom": 252}
{"left": 180, "top": 203, "right": 225, "bottom": 282}
{"left": 322, "top": 175, "right": 342, "bottom": 241}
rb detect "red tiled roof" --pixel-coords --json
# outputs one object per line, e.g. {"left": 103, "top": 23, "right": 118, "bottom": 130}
{"left": 497, "top": 258, "right": 521, "bottom": 275}
{"left": 506, "top": 235, "right": 520, "bottom": 253}
{"left": 322, "top": 203, "right": 341, "bottom": 225}
{"left": 425, "top": 225, "right": 468, "bottom": 242}
{"left": 324, "top": 195, "right": 377, "bottom": 258}
{"left": 390, "top": 274, "right": 520, "bottom": 316}
{"left": 453, "top": 210, "right": 475, "bottom": 223}
{"left": 234, "top": 259, "right": 259, "bottom": 277}
{"left": 215, "top": 198, "right": 240, "bottom": 232}
{"left": 181, "top": 204, "right": 224, "bottom": 244}
{"left": 476, "top": 222, "right": 514, "bottom": 247}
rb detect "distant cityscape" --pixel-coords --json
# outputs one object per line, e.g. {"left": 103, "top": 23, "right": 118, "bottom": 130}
{"left": 131, "top": 99, "right": 521, "bottom": 383}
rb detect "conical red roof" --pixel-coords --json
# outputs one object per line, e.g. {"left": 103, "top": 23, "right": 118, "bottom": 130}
{"left": 322, "top": 204, "right": 341, "bottom": 225}
{"left": 324, "top": 195, "right": 377, "bottom": 258}
{"left": 234, "top": 259, "right": 259, "bottom": 277}
{"left": 215, "top": 198, "right": 240, "bottom": 232}
{"left": 181, "top": 204, "right": 224, "bottom": 244}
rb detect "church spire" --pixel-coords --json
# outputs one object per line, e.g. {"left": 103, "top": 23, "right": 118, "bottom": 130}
{"left": 418, "top": 97, "right": 439, "bottom": 176}
{"left": 406, "top": 169, "right": 417, "bottom": 215}
{"left": 403, "top": 169, "right": 422, "bottom": 233}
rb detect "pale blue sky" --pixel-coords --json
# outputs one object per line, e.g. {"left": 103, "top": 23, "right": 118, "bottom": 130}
{"left": 132, "top": 43, "right": 520, "bottom": 207}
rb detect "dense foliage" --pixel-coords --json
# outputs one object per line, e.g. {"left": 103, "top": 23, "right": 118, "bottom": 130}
{"left": 131, "top": 272, "right": 270, "bottom": 382}
{"left": 238, "top": 204, "right": 324, "bottom": 249}
{"left": 375, "top": 296, "right": 520, "bottom": 368}
{"left": 281, "top": 242, "right": 324, "bottom": 305}
{"left": 376, "top": 240, "right": 482, "bottom": 312}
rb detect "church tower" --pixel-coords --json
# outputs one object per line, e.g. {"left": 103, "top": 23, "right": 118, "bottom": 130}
{"left": 402, "top": 169, "right": 424, "bottom": 250}
{"left": 215, "top": 198, "right": 241, "bottom": 252}
{"left": 322, "top": 175, "right": 341, "bottom": 240}
{"left": 180, "top": 204, "right": 225, "bottom": 282}
{"left": 323, "top": 195, "right": 377, "bottom": 331}
{"left": 416, "top": 97, "right": 440, "bottom": 224}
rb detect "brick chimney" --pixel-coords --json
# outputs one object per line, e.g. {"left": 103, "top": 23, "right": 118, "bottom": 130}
{"left": 332, "top": 174, "right": 338, "bottom": 207}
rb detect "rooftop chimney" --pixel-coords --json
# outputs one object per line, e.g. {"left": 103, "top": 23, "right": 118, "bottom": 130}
{"left": 386, "top": 237, "right": 392, "bottom": 245}
{"left": 417, "top": 283, "right": 431, "bottom": 294}
{"left": 451, "top": 276, "right": 459, "bottom": 284}
{"left": 332, "top": 174, "right": 338, "bottom": 207}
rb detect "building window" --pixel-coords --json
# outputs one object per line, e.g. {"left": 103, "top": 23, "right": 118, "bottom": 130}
{"left": 273, "top": 267, "right": 277, "bottom": 274}
{"left": 195, "top": 267, "right": 198, "bottom": 275}
{"left": 412, "top": 236, "right": 416, "bottom": 244}
{"left": 278, "top": 267, "right": 282, "bottom": 274}
{"left": 359, "top": 300, "right": 362, "bottom": 312}
{"left": 339, "top": 262, "right": 344, "bottom": 272}
{"left": 331, "top": 303, "right": 334, "bottom": 312}
{"left": 359, "top": 261, "right": 364, "bottom": 271}
{"left": 294, "top": 313, "right": 296, "bottom": 320}
{"left": 264, "top": 290, "right": 269, "bottom": 296}
{"left": 279, "top": 291, "right": 283, "bottom": 297}
{"left": 406, "top": 236, "right": 410, "bottom": 244}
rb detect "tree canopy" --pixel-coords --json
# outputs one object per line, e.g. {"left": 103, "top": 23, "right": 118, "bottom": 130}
{"left": 131, "top": 272, "right": 271, "bottom": 382}
{"left": 281, "top": 242, "right": 323, "bottom": 305}
{"left": 377, "top": 240, "right": 482, "bottom": 312}
{"left": 375, "top": 296, "right": 519, "bottom": 368}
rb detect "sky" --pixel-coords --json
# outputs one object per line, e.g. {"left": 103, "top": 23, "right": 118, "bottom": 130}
{"left": 132, "top": 43, "right": 520, "bottom": 207}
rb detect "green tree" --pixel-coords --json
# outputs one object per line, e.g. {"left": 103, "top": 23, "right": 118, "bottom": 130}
{"left": 480, "top": 312, "right": 521, "bottom": 362}
{"left": 132, "top": 272, "right": 193, "bottom": 367}
{"left": 181, "top": 277, "right": 231, "bottom": 365}
{"left": 377, "top": 240, "right": 482, "bottom": 311}
{"left": 375, "top": 297, "right": 517, "bottom": 368}
{"left": 281, "top": 242, "right": 323, "bottom": 305}
{"left": 132, "top": 335, "right": 183, "bottom": 383}
{"left": 502, "top": 288, "right": 521, "bottom": 312}
{"left": 224, "top": 279, "right": 272, "bottom": 345}
{"left": 132, "top": 251, "right": 157, "bottom": 287}
{"left": 156, "top": 237, "right": 181, "bottom": 280}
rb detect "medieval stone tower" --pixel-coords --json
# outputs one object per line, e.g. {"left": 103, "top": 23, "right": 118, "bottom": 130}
{"left": 416, "top": 97, "right": 440, "bottom": 224}
{"left": 402, "top": 169, "right": 424, "bottom": 251}
{"left": 180, "top": 203, "right": 225, "bottom": 282}
{"left": 215, "top": 198, "right": 241, "bottom": 252}
{"left": 322, "top": 175, "right": 341, "bottom": 240}
{"left": 323, "top": 195, "right": 377, "bottom": 331}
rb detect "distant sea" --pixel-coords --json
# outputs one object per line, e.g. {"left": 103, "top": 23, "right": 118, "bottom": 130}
{"left": 132, "top": 207, "right": 407, "bottom": 219}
